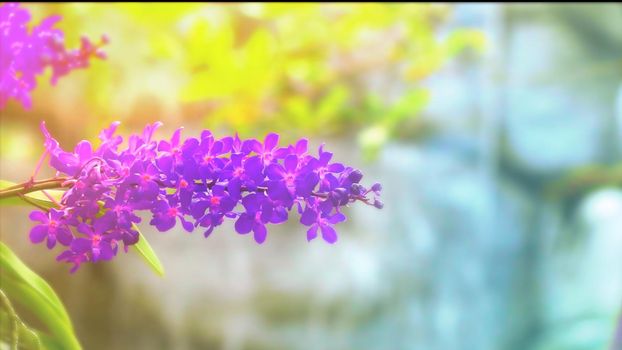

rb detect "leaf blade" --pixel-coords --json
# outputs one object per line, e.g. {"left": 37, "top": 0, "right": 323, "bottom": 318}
{"left": 0, "top": 242, "right": 81, "bottom": 350}
{"left": 130, "top": 224, "right": 165, "bottom": 277}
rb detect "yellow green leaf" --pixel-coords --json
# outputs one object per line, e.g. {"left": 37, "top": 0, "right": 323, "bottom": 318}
{"left": 131, "top": 224, "right": 165, "bottom": 277}
{"left": 0, "top": 242, "right": 81, "bottom": 350}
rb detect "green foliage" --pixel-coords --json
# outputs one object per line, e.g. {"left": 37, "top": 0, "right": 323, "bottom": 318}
{"left": 26, "top": 3, "right": 484, "bottom": 158}
{"left": 0, "top": 242, "right": 80, "bottom": 350}
{"left": 131, "top": 224, "right": 165, "bottom": 277}
{"left": 0, "top": 290, "right": 44, "bottom": 350}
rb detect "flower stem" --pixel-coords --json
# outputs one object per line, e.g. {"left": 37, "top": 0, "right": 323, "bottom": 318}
{"left": 0, "top": 178, "right": 68, "bottom": 199}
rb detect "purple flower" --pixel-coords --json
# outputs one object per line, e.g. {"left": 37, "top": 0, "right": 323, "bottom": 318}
{"left": 28, "top": 209, "right": 73, "bottom": 249}
{"left": 266, "top": 154, "right": 318, "bottom": 203}
{"left": 50, "top": 140, "right": 94, "bottom": 176}
{"left": 101, "top": 194, "right": 141, "bottom": 229}
{"left": 0, "top": 3, "right": 106, "bottom": 109}
{"left": 157, "top": 127, "right": 183, "bottom": 170}
{"left": 56, "top": 250, "right": 88, "bottom": 274}
{"left": 222, "top": 154, "right": 264, "bottom": 198}
{"left": 312, "top": 145, "right": 346, "bottom": 190}
{"left": 27, "top": 120, "right": 383, "bottom": 272}
{"left": 234, "top": 193, "right": 271, "bottom": 244}
{"left": 288, "top": 138, "right": 309, "bottom": 158}
{"left": 192, "top": 184, "right": 237, "bottom": 218}
{"left": 300, "top": 207, "right": 346, "bottom": 244}
{"left": 149, "top": 200, "right": 193, "bottom": 233}
{"left": 244, "top": 133, "right": 288, "bottom": 165}
{"left": 126, "top": 162, "right": 160, "bottom": 204}
{"left": 70, "top": 219, "right": 118, "bottom": 262}
{"left": 191, "top": 130, "right": 231, "bottom": 180}
{"left": 195, "top": 212, "right": 224, "bottom": 238}
{"left": 97, "top": 121, "right": 123, "bottom": 156}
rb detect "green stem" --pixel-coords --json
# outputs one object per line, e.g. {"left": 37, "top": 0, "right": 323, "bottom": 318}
{"left": 0, "top": 178, "right": 68, "bottom": 200}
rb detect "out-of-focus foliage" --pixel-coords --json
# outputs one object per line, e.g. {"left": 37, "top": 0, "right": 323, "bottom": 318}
{"left": 25, "top": 3, "right": 484, "bottom": 159}
{"left": 0, "top": 241, "right": 80, "bottom": 350}
{"left": 0, "top": 289, "right": 44, "bottom": 350}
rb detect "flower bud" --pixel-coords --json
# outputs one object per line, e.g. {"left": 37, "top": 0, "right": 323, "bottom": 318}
{"left": 371, "top": 182, "right": 382, "bottom": 193}
{"left": 348, "top": 169, "right": 363, "bottom": 183}
{"left": 373, "top": 199, "right": 384, "bottom": 209}
{"left": 350, "top": 183, "right": 364, "bottom": 195}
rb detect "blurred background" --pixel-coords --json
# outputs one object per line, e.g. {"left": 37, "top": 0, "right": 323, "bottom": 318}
{"left": 1, "top": 3, "right": 621, "bottom": 350}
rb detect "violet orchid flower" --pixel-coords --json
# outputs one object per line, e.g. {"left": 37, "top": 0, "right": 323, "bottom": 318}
{"left": 26, "top": 121, "right": 382, "bottom": 272}
{"left": 29, "top": 209, "right": 73, "bottom": 249}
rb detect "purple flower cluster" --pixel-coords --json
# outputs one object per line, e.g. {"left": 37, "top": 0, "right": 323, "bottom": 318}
{"left": 30, "top": 122, "right": 383, "bottom": 272}
{"left": 0, "top": 2, "right": 107, "bottom": 109}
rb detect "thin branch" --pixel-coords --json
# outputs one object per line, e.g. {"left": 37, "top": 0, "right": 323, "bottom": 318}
{"left": 0, "top": 178, "right": 68, "bottom": 200}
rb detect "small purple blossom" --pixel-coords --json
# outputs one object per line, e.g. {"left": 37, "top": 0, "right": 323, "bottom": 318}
{"left": 0, "top": 2, "right": 107, "bottom": 109}
{"left": 27, "top": 121, "right": 383, "bottom": 272}
{"left": 234, "top": 193, "right": 271, "bottom": 244}
{"left": 56, "top": 250, "right": 88, "bottom": 274}
{"left": 71, "top": 219, "right": 118, "bottom": 262}
{"left": 300, "top": 208, "right": 346, "bottom": 244}
{"left": 28, "top": 209, "right": 72, "bottom": 249}
{"left": 149, "top": 199, "right": 193, "bottom": 233}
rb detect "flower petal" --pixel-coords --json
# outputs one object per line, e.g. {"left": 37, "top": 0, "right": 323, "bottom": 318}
{"left": 56, "top": 227, "right": 74, "bottom": 246}
{"left": 28, "top": 210, "right": 48, "bottom": 223}
{"left": 266, "top": 163, "right": 285, "bottom": 180}
{"left": 264, "top": 133, "right": 279, "bottom": 150}
{"left": 74, "top": 140, "right": 93, "bottom": 162}
{"left": 307, "top": 225, "right": 318, "bottom": 242}
{"left": 234, "top": 214, "right": 253, "bottom": 234}
{"left": 180, "top": 216, "right": 194, "bottom": 233}
{"left": 29, "top": 225, "right": 48, "bottom": 243}
{"left": 328, "top": 212, "right": 346, "bottom": 224}
{"left": 253, "top": 223, "right": 267, "bottom": 244}
{"left": 320, "top": 224, "right": 338, "bottom": 244}
{"left": 284, "top": 154, "right": 298, "bottom": 172}
{"left": 300, "top": 207, "right": 317, "bottom": 226}
{"left": 46, "top": 234, "right": 57, "bottom": 249}
{"left": 99, "top": 244, "right": 116, "bottom": 261}
{"left": 71, "top": 238, "right": 92, "bottom": 253}
{"left": 327, "top": 163, "right": 345, "bottom": 173}
{"left": 295, "top": 139, "right": 308, "bottom": 154}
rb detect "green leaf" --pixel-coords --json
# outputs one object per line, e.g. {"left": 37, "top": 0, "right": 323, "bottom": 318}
{"left": 0, "top": 304, "right": 66, "bottom": 350}
{"left": 0, "top": 301, "right": 43, "bottom": 350}
{"left": 0, "top": 242, "right": 81, "bottom": 350}
{"left": 130, "top": 224, "right": 165, "bottom": 277}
